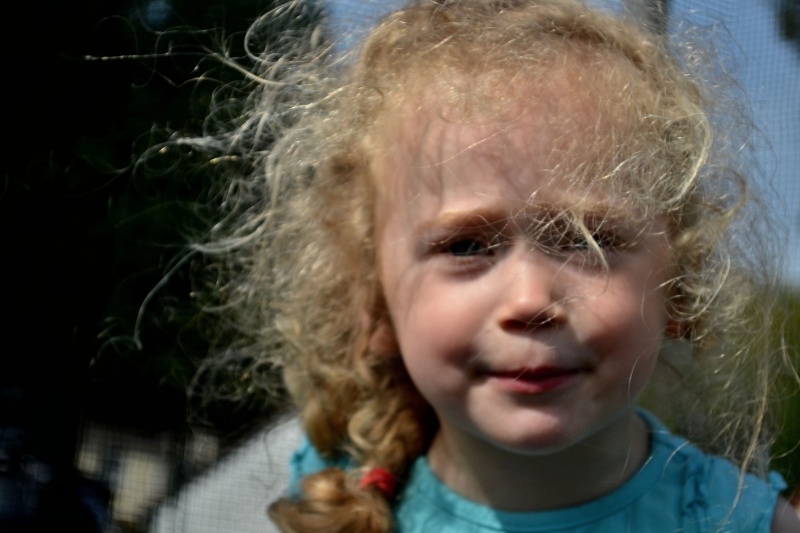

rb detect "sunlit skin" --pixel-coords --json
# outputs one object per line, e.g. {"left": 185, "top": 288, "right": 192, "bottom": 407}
{"left": 374, "top": 84, "right": 676, "bottom": 511}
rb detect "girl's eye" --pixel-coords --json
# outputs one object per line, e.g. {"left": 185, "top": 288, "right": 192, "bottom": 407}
{"left": 445, "top": 238, "right": 493, "bottom": 257}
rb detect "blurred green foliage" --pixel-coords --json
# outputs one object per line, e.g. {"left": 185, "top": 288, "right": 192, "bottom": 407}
{"left": 772, "top": 286, "right": 800, "bottom": 493}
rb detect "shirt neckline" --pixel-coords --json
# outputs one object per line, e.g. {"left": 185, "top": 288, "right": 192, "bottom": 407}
{"left": 402, "top": 410, "right": 678, "bottom": 531}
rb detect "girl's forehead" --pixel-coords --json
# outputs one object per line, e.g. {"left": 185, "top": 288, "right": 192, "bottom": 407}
{"left": 371, "top": 59, "right": 642, "bottom": 168}
{"left": 373, "top": 110, "right": 642, "bottom": 229}
{"left": 364, "top": 44, "right": 660, "bottom": 178}
{"left": 372, "top": 83, "right": 625, "bottom": 203}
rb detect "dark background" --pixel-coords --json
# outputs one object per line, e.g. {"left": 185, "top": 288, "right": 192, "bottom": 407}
{"left": 2, "top": 1, "right": 312, "bottom": 529}
{"left": 4, "top": 0, "right": 273, "bottom": 455}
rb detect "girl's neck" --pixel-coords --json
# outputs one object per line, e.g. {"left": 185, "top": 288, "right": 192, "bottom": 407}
{"left": 425, "top": 409, "right": 650, "bottom": 512}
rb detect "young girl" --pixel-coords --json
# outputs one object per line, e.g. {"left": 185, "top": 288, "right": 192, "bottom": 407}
{"left": 187, "top": 0, "right": 799, "bottom": 531}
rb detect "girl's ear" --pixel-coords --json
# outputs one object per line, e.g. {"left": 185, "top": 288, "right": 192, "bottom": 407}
{"left": 369, "top": 317, "right": 400, "bottom": 357}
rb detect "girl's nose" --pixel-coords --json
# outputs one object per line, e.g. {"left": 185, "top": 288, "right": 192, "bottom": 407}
{"left": 496, "top": 252, "right": 567, "bottom": 333}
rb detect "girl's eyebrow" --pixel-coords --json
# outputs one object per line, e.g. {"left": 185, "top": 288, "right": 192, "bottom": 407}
{"left": 414, "top": 205, "right": 642, "bottom": 237}
{"left": 414, "top": 210, "right": 508, "bottom": 234}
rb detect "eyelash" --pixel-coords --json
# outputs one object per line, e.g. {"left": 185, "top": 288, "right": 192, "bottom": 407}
{"left": 443, "top": 238, "right": 498, "bottom": 257}
{"left": 432, "top": 235, "right": 506, "bottom": 273}
{"left": 431, "top": 226, "right": 631, "bottom": 268}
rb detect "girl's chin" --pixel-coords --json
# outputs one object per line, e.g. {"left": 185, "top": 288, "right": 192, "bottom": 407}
{"left": 438, "top": 405, "right": 641, "bottom": 458}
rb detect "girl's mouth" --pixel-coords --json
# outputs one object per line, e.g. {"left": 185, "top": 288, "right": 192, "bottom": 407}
{"left": 485, "top": 366, "right": 585, "bottom": 394}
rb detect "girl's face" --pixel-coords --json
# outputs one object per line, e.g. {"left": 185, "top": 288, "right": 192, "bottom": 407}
{"left": 374, "top": 94, "right": 673, "bottom": 461}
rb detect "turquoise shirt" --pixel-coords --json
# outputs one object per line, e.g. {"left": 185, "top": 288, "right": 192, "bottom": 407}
{"left": 290, "top": 412, "right": 786, "bottom": 532}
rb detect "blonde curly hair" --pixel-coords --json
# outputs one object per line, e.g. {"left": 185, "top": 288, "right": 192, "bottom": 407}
{"left": 180, "top": 0, "right": 785, "bottom": 531}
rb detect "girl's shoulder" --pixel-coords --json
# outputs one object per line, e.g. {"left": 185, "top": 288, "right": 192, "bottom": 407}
{"left": 289, "top": 430, "right": 353, "bottom": 496}
{"left": 642, "top": 410, "right": 787, "bottom": 532}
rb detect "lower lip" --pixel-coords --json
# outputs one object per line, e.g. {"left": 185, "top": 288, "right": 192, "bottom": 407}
{"left": 487, "top": 370, "right": 583, "bottom": 394}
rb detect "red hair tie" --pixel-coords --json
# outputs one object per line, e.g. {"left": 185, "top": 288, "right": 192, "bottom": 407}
{"left": 358, "top": 467, "right": 398, "bottom": 499}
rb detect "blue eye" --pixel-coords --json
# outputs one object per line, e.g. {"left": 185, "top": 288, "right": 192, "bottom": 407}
{"left": 445, "top": 239, "right": 492, "bottom": 256}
